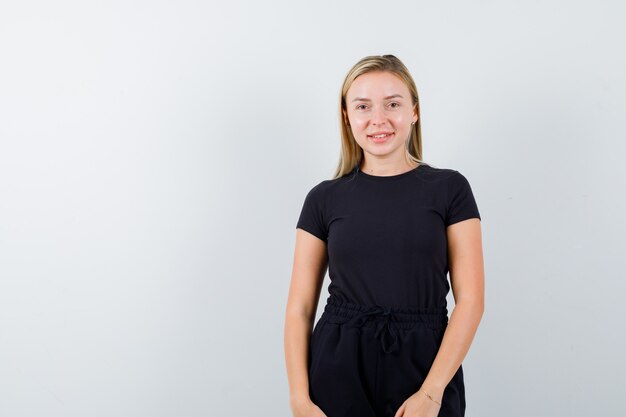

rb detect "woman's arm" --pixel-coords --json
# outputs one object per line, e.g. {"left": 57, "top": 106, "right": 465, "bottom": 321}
{"left": 420, "top": 217, "right": 485, "bottom": 400}
{"left": 284, "top": 229, "right": 328, "bottom": 410}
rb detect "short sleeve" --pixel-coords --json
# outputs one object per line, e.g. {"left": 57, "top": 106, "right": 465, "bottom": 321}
{"left": 296, "top": 183, "right": 328, "bottom": 242}
{"left": 445, "top": 171, "right": 481, "bottom": 226}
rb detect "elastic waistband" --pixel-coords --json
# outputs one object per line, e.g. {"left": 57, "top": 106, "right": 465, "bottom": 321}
{"left": 323, "top": 297, "right": 448, "bottom": 330}
{"left": 321, "top": 297, "right": 448, "bottom": 354}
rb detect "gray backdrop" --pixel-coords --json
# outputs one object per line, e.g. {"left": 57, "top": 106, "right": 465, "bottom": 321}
{"left": 1, "top": 1, "right": 624, "bottom": 416}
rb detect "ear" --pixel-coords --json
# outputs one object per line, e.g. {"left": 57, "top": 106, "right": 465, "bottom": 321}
{"left": 343, "top": 109, "right": 350, "bottom": 126}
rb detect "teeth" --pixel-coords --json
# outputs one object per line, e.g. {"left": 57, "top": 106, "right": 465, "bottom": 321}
{"left": 372, "top": 133, "right": 390, "bottom": 138}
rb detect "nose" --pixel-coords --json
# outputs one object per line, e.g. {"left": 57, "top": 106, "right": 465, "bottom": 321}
{"left": 370, "top": 106, "right": 387, "bottom": 125}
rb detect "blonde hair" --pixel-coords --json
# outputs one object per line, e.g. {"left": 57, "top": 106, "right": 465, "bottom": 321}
{"left": 333, "top": 54, "right": 424, "bottom": 179}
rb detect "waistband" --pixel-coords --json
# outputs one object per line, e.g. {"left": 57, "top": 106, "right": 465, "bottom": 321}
{"left": 322, "top": 297, "right": 449, "bottom": 354}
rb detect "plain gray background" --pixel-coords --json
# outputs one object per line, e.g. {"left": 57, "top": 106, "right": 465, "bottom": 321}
{"left": 1, "top": 1, "right": 625, "bottom": 416}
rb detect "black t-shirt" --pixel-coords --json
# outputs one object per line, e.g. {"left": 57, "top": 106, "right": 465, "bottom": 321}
{"left": 295, "top": 163, "right": 481, "bottom": 311}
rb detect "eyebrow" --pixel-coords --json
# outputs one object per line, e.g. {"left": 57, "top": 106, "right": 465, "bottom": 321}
{"left": 351, "top": 94, "right": 404, "bottom": 102}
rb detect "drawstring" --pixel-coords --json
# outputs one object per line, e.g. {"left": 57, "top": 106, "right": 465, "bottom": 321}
{"left": 345, "top": 305, "right": 401, "bottom": 353}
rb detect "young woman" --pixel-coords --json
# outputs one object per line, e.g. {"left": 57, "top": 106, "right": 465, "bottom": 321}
{"left": 284, "top": 55, "right": 485, "bottom": 417}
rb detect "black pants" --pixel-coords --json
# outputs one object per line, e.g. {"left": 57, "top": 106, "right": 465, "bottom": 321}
{"left": 308, "top": 297, "right": 466, "bottom": 417}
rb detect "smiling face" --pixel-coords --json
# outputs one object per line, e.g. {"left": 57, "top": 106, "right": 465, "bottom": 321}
{"left": 344, "top": 71, "right": 418, "bottom": 164}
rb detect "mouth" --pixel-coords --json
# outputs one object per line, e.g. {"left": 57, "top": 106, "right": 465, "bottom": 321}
{"left": 367, "top": 132, "right": 394, "bottom": 143}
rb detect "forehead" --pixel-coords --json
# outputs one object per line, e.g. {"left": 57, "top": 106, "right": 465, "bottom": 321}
{"left": 346, "top": 71, "right": 410, "bottom": 99}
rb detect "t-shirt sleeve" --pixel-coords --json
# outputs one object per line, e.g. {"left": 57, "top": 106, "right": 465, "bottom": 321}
{"left": 445, "top": 171, "right": 481, "bottom": 226}
{"left": 296, "top": 183, "right": 328, "bottom": 242}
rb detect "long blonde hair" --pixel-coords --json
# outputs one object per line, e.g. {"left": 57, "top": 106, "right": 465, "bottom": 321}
{"left": 333, "top": 55, "right": 424, "bottom": 179}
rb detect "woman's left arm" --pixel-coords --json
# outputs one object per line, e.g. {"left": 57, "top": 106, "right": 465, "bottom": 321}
{"left": 394, "top": 219, "right": 483, "bottom": 410}
{"left": 395, "top": 218, "right": 484, "bottom": 417}
{"left": 420, "top": 217, "right": 485, "bottom": 400}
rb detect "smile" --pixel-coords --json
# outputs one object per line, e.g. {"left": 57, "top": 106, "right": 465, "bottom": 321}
{"left": 368, "top": 132, "right": 394, "bottom": 142}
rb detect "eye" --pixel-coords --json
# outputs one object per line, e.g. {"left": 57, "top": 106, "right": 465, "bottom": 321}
{"left": 356, "top": 104, "right": 368, "bottom": 110}
{"left": 389, "top": 102, "right": 400, "bottom": 108}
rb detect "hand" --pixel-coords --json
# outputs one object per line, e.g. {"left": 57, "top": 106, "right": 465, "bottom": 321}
{"left": 290, "top": 396, "right": 328, "bottom": 417}
{"left": 394, "top": 390, "right": 442, "bottom": 417}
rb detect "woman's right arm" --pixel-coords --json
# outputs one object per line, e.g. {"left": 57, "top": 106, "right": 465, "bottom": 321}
{"left": 284, "top": 228, "right": 328, "bottom": 416}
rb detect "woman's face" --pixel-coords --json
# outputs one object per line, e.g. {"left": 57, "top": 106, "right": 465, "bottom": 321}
{"left": 344, "top": 71, "right": 417, "bottom": 163}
